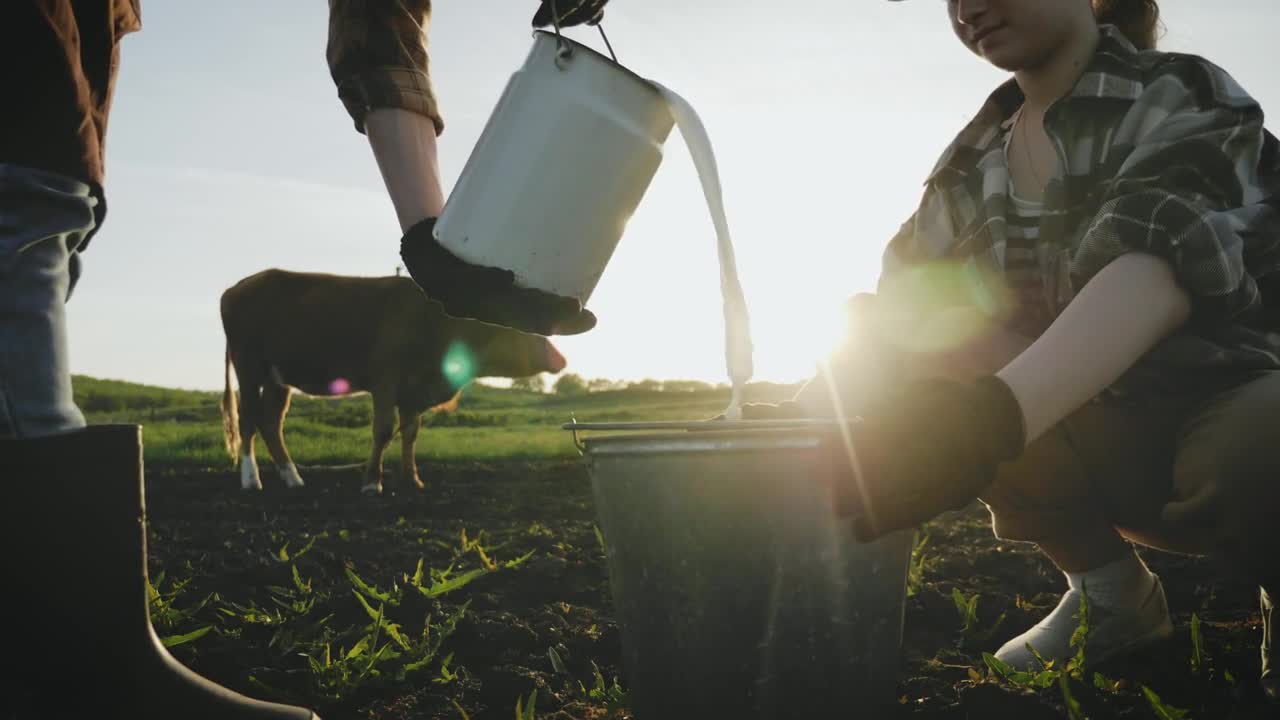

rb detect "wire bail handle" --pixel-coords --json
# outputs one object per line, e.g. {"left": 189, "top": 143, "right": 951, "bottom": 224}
{"left": 547, "top": 0, "right": 618, "bottom": 68}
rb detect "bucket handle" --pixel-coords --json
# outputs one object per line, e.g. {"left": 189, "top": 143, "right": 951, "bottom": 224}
{"left": 568, "top": 414, "right": 587, "bottom": 454}
{"left": 546, "top": 0, "right": 619, "bottom": 66}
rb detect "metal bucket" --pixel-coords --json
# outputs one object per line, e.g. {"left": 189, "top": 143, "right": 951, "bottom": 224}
{"left": 568, "top": 421, "right": 913, "bottom": 720}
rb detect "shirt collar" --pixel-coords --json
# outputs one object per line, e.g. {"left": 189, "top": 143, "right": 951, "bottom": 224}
{"left": 926, "top": 25, "right": 1146, "bottom": 185}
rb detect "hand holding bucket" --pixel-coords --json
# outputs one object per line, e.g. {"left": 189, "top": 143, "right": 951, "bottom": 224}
{"left": 408, "top": 30, "right": 674, "bottom": 336}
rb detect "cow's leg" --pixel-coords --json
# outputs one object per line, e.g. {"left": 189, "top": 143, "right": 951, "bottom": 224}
{"left": 362, "top": 392, "right": 396, "bottom": 495}
{"left": 261, "top": 382, "right": 304, "bottom": 489}
{"left": 397, "top": 405, "right": 424, "bottom": 490}
{"left": 235, "top": 368, "right": 264, "bottom": 491}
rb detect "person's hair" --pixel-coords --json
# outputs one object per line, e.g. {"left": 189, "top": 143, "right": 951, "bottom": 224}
{"left": 1092, "top": 0, "right": 1161, "bottom": 50}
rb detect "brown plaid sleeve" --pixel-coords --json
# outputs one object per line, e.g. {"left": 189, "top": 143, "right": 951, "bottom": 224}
{"left": 327, "top": 0, "right": 444, "bottom": 136}
{"left": 1072, "top": 58, "right": 1280, "bottom": 325}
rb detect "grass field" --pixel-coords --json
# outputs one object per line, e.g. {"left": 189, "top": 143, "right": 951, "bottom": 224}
{"left": 73, "top": 375, "right": 802, "bottom": 468}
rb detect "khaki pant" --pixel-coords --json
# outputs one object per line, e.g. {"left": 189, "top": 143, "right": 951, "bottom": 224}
{"left": 980, "top": 370, "right": 1280, "bottom": 582}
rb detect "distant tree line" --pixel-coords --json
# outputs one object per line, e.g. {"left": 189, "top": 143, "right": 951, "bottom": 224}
{"left": 508, "top": 374, "right": 727, "bottom": 396}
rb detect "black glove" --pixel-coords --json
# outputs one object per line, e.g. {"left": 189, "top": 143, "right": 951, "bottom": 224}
{"left": 400, "top": 218, "right": 597, "bottom": 336}
{"left": 823, "top": 375, "right": 1026, "bottom": 542}
{"left": 532, "top": 0, "right": 610, "bottom": 28}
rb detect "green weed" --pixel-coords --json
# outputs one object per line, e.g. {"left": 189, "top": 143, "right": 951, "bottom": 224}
{"left": 952, "top": 586, "right": 1006, "bottom": 647}
{"left": 515, "top": 688, "right": 538, "bottom": 720}
{"left": 1190, "top": 612, "right": 1205, "bottom": 675}
{"left": 148, "top": 570, "right": 215, "bottom": 647}
{"left": 546, "top": 647, "right": 627, "bottom": 715}
{"left": 981, "top": 587, "right": 1096, "bottom": 716}
{"left": 953, "top": 587, "right": 980, "bottom": 635}
{"left": 1142, "top": 685, "right": 1191, "bottom": 719}
{"left": 906, "top": 532, "right": 934, "bottom": 598}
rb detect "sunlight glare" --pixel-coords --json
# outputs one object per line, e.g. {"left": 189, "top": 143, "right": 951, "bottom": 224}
{"left": 750, "top": 298, "right": 853, "bottom": 383}
{"left": 443, "top": 341, "right": 476, "bottom": 389}
{"left": 873, "top": 261, "right": 1012, "bottom": 358}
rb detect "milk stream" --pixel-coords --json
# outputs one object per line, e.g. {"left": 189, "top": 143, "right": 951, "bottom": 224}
{"left": 650, "top": 83, "right": 754, "bottom": 420}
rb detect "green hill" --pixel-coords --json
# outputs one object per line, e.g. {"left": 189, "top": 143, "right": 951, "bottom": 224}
{"left": 70, "top": 375, "right": 803, "bottom": 468}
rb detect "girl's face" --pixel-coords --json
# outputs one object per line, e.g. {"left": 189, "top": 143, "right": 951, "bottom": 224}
{"left": 946, "top": 0, "right": 1095, "bottom": 72}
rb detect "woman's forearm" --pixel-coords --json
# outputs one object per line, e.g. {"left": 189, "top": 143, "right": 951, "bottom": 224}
{"left": 365, "top": 108, "right": 447, "bottom": 232}
{"left": 996, "top": 252, "right": 1192, "bottom": 444}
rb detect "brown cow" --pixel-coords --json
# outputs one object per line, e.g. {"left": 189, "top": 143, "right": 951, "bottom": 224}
{"left": 220, "top": 269, "right": 567, "bottom": 494}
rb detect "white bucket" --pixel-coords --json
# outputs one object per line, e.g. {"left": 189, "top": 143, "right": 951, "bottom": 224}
{"left": 435, "top": 31, "right": 675, "bottom": 303}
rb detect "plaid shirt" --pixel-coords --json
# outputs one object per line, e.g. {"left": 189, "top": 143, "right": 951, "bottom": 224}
{"left": 882, "top": 25, "right": 1280, "bottom": 399}
{"left": 327, "top": 0, "right": 444, "bottom": 136}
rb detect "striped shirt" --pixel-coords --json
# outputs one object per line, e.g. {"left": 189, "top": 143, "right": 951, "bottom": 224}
{"left": 1001, "top": 115, "right": 1054, "bottom": 338}
{"left": 1006, "top": 187, "right": 1053, "bottom": 338}
{"left": 879, "top": 25, "right": 1280, "bottom": 399}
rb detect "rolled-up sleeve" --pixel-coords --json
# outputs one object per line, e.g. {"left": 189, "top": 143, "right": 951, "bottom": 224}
{"left": 326, "top": 0, "right": 444, "bottom": 136}
{"left": 1072, "top": 61, "right": 1279, "bottom": 325}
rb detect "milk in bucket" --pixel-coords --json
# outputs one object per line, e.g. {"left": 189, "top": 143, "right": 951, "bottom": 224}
{"left": 434, "top": 31, "right": 753, "bottom": 417}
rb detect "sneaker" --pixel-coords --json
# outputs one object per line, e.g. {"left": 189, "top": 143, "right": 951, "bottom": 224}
{"left": 995, "top": 576, "right": 1173, "bottom": 671}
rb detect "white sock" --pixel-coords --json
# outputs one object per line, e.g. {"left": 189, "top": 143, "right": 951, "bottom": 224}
{"left": 1065, "top": 551, "right": 1156, "bottom": 610}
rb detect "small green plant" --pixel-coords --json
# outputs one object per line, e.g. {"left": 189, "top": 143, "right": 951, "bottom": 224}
{"left": 583, "top": 661, "right": 628, "bottom": 709}
{"left": 906, "top": 532, "right": 934, "bottom": 598}
{"left": 546, "top": 649, "right": 627, "bottom": 714}
{"left": 1059, "top": 674, "right": 1085, "bottom": 720}
{"left": 1142, "top": 685, "right": 1191, "bottom": 719}
{"left": 515, "top": 688, "right": 538, "bottom": 720}
{"left": 952, "top": 586, "right": 1006, "bottom": 646}
{"left": 982, "top": 652, "right": 1059, "bottom": 690}
{"left": 548, "top": 646, "right": 569, "bottom": 675}
{"left": 982, "top": 588, "right": 1093, "bottom": 715}
{"left": 1190, "top": 612, "right": 1205, "bottom": 675}
{"left": 264, "top": 565, "right": 319, "bottom": 618}
{"left": 1065, "top": 586, "right": 1090, "bottom": 678}
{"left": 433, "top": 653, "right": 461, "bottom": 685}
{"left": 344, "top": 540, "right": 534, "bottom": 611}
{"left": 299, "top": 598, "right": 469, "bottom": 701}
{"left": 1092, "top": 671, "right": 1123, "bottom": 693}
{"left": 148, "top": 571, "right": 215, "bottom": 648}
{"left": 160, "top": 625, "right": 215, "bottom": 649}
{"left": 953, "top": 587, "right": 980, "bottom": 634}
{"left": 274, "top": 536, "right": 318, "bottom": 563}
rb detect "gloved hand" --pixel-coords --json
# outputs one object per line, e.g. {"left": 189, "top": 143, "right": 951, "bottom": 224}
{"left": 400, "top": 217, "right": 597, "bottom": 336}
{"left": 824, "top": 374, "right": 1026, "bottom": 542}
{"left": 532, "top": 0, "right": 610, "bottom": 28}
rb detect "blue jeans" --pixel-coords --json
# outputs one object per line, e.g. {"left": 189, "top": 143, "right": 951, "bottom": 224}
{"left": 0, "top": 164, "right": 96, "bottom": 438}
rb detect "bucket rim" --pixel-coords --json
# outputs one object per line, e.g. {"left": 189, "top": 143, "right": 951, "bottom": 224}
{"left": 530, "top": 29, "right": 661, "bottom": 94}
{"left": 562, "top": 419, "right": 845, "bottom": 433}
{"left": 563, "top": 420, "right": 852, "bottom": 454}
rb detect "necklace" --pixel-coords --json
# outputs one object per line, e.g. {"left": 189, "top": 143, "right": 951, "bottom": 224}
{"left": 1015, "top": 106, "right": 1048, "bottom": 190}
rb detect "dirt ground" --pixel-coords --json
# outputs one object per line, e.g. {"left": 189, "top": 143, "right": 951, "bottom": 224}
{"left": 144, "top": 461, "right": 1275, "bottom": 720}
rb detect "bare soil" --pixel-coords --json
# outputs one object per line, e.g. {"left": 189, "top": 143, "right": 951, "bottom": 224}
{"left": 144, "top": 461, "right": 1275, "bottom": 719}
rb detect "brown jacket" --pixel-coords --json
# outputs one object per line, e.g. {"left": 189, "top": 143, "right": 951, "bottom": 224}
{"left": 0, "top": 1, "right": 141, "bottom": 194}
{"left": 1, "top": 0, "right": 443, "bottom": 248}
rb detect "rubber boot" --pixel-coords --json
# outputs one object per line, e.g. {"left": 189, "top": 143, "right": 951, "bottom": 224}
{"left": 1263, "top": 585, "right": 1277, "bottom": 703}
{"left": 0, "top": 425, "right": 319, "bottom": 719}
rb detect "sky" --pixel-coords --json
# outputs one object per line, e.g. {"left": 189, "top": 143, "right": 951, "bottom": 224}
{"left": 71, "top": 0, "right": 1280, "bottom": 391}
